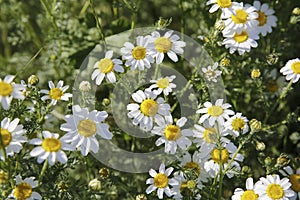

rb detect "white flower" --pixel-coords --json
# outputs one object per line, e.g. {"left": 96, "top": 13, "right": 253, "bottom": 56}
{"left": 255, "top": 174, "right": 295, "bottom": 200}
{"left": 149, "top": 30, "right": 186, "bottom": 64}
{"left": 279, "top": 166, "right": 300, "bottom": 200}
{"left": 202, "top": 62, "right": 222, "bottom": 82}
{"left": 224, "top": 113, "right": 249, "bottom": 137}
{"left": 0, "top": 75, "right": 25, "bottom": 110}
{"left": 222, "top": 2, "right": 259, "bottom": 35}
{"left": 251, "top": 1, "right": 277, "bottom": 36}
{"left": 206, "top": 0, "right": 239, "bottom": 18}
{"left": 152, "top": 116, "right": 193, "bottom": 154}
{"left": 40, "top": 80, "right": 72, "bottom": 105}
{"left": 146, "top": 163, "right": 178, "bottom": 199}
{"left": 204, "top": 142, "right": 244, "bottom": 178}
{"left": 280, "top": 58, "right": 300, "bottom": 83}
{"left": 8, "top": 175, "right": 42, "bottom": 200}
{"left": 60, "top": 105, "right": 113, "bottom": 156}
{"left": 148, "top": 75, "right": 176, "bottom": 95}
{"left": 222, "top": 29, "right": 259, "bottom": 55}
{"left": 79, "top": 81, "right": 91, "bottom": 92}
{"left": 29, "top": 131, "right": 70, "bottom": 166}
{"left": 232, "top": 177, "right": 259, "bottom": 200}
{"left": 127, "top": 89, "right": 171, "bottom": 131}
{"left": 197, "top": 99, "right": 235, "bottom": 126}
{"left": 121, "top": 36, "right": 154, "bottom": 70}
{"left": 0, "top": 117, "right": 27, "bottom": 161}
{"left": 91, "top": 50, "right": 124, "bottom": 85}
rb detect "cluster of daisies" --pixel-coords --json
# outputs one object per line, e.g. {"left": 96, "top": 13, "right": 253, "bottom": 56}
{"left": 207, "top": 0, "right": 277, "bottom": 55}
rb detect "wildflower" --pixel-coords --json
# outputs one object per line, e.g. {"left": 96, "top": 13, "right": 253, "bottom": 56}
{"left": 280, "top": 58, "right": 300, "bottom": 83}
{"left": 0, "top": 117, "right": 27, "bottom": 161}
{"left": 215, "top": 20, "right": 226, "bottom": 31}
{"left": 255, "top": 174, "right": 295, "bottom": 200}
{"left": 224, "top": 113, "right": 249, "bottom": 137}
{"left": 148, "top": 75, "right": 176, "bottom": 95}
{"left": 206, "top": 0, "right": 239, "bottom": 18}
{"left": 232, "top": 177, "right": 259, "bottom": 200}
{"left": 152, "top": 116, "right": 193, "bottom": 154}
{"left": 197, "top": 99, "right": 235, "bottom": 126}
{"left": 146, "top": 163, "right": 178, "bottom": 199}
{"left": 99, "top": 167, "right": 110, "bottom": 178}
{"left": 121, "top": 36, "right": 154, "bottom": 70}
{"left": 266, "top": 53, "right": 279, "bottom": 65}
{"left": 88, "top": 178, "right": 101, "bottom": 190}
{"left": 249, "top": 119, "right": 261, "bottom": 131}
{"left": 202, "top": 62, "right": 222, "bottom": 82}
{"left": 149, "top": 30, "right": 186, "bottom": 64}
{"left": 60, "top": 105, "right": 113, "bottom": 156}
{"left": 8, "top": 175, "right": 42, "bottom": 200}
{"left": 30, "top": 131, "right": 70, "bottom": 166}
{"left": 172, "top": 171, "right": 195, "bottom": 200}
{"left": 91, "top": 50, "right": 124, "bottom": 85}
{"left": 220, "top": 57, "right": 231, "bottom": 67}
{"left": 251, "top": 69, "right": 261, "bottom": 78}
{"left": 280, "top": 166, "right": 300, "bottom": 199}
{"left": 256, "top": 141, "right": 266, "bottom": 151}
{"left": 27, "top": 75, "right": 39, "bottom": 85}
{"left": 0, "top": 75, "right": 25, "bottom": 110}
{"left": 40, "top": 80, "right": 72, "bottom": 105}
{"left": 79, "top": 81, "right": 91, "bottom": 92}
{"left": 252, "top": 1, "right": 278, "bottom": 36}
{"left": 127, "top": 89, "right": 171, "bottom": 131}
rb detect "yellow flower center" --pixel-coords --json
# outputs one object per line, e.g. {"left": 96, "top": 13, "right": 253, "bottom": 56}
{"left": 241, "top": 190, "right": 258, "bottom": 200}
{"left": 257, "top": 11, "right": 267, "bottom": 26}
{"left": 0, "top": 81, "right": 13, "bottom": 96}
{"left": 0, "top": 128, "right": 12, "bottom": 148}
{"left": 132, "top": 46, "right": 146, "bottom": 60}
{"left": 157, "top": 78, "right": 170, "bottom": 89}
{"left": 217, "top": 0, "right": 232, "bottom": 8}
{"left": 232, "top": 9, "right": 248, "bottom": 24}
{"left": 187, "top": 180, "right": 196, "bottom": 189}
{"left": 154, "top": 173, "right": 168, "bottom": 188}
{"left": 291, "top": 61, "right": 300, "bottom": 74}
{"left": 164, "top": 125, "right": 181, "bottom": 141}
{"left": 49, "top": 88, "right": 64, "bottom": 100}
{"left": 203, "top": 127, "right": 217, "bottom": 143}
{"left": 231, "top": 118, "right": 246, "bottom": 131}
{"left": 154, "top": 37, "right": 172, "bottom": 53}
{"left": 98, "top": 58, "right": 114, "bottom": 74}
{"left": 207, "top": 105, "right": 224, "bottom": 117}
{"left": 184, "top": 162, "right": 201, "bottom": 175}
{"left": 290, "top": 174, "right": 300, "bottom": 192}
{"left": 140, "top": 99, "right": 158, "bottom": 117}
{"left": 42, "top": 138, "right": 62, "bottom": 152}
{"left": 211, "top": 148, "right": 229, "bottom": 163}
{"left": 266, "top": 183, "right": 284, "bottom": 199}
{"left": 13, "top": 182, "right": 33, "bottom": 200}
{"left": 77, "top": 119, "right": 97, "bottom": 137}
{"left": 233, "top": 31, "right": 249, "bottom": 43}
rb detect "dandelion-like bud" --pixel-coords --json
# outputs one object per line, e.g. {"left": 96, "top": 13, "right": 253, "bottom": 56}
{"left": 276, "top": 154, "right": 290, "bottom": 166}
{"left": 249, "top": 119, "right": 261, "bottom": 131}
{"left": 266, "top": 53, "right": 279, "bottom": 65}
{"left": 215, "top": 20, "right": 226, "bottom": 31}
{"left": 292, "top": 7, "right": 300, "bottom": 15}
{"left": 220, "top": 58, "right": 230, "bottom": 67}
{"left": 0, "top": 170, "right": 8, "bottom": 185}
{"left": 79, "top": 81, "right": 91, "bottom": 92}
{"left": 251, "top": 69, "right": 261, "bottom": 79}
{"left": 28, "top": 75, "right": 39, "bottom": 85}
{"left": 88, "top": 178, "right": 101, "bottom": 190}
{"left": 99, "top": 167, "right": 110, "bottom": 178}
{"left": 136, "top": 194, "right": 147, "bottom": 200}
{"left": 256, "top": 141, "right": 266, "bottom": 151}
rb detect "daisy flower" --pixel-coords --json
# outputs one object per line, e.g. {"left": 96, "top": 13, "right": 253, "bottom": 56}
{"left": 0, "top": 117, "right": 27, "bottom": 161}
{"left": 280, "top": 166, "right": 300, "bottom": 200}
{"left": 8, "top": 175, "right": 42, "bottom": 200}
{"left": 149, "top": 30, "right": 186, "bottom": 64}
{"left": 173, "top": 171, "right": 201, "bottom": 200}
{"left": 146, "top": 163, "right": 178, "bottom": 199}
{"left": 232, "top": 177, "right": 259, "bottom": 200}
{"left": 222, "top": 28, "right": 260, "bottom": 55}
{"left": 197, "top": 99, "right": 235, "bottom": 126}
{"left": 224, "top": 112, "right": 249, "bottom": 137}
{"left": 204, "top": 142, "right": 244, "bottom": 178}
{"left": 206, "top": 0, "right": 239, "bottom": 18}
{"left": 91, "top": 50, "right": 124, "bottom": 85}
{"left": 222, "top": 2, "right": 259, "bottom": 35}
{"left": 0, "top": 75, "right": 25, "bottom": 110}
{"left": 127, "top": 89, "right": 171, "bottom": 131}
{"left": 280, "top": 58, "right": 300, "bottom": 83}
{"left": 29, "top": 131, "right": 70, "bottom": 166}
{"left": 255, "top": 174, "right": 295, "bottom": 200}
{"left": 152, "top": 116, "right": 193, "bottom": 154}
{"left": 121, "top": 35, "right": 154, "bottom": 70}
{"left": 202, "top": 62, "right": 222, "bottom": 82}
{"left": 60, "top": 105, "right": 113, "bottom": 156}
{"left": 148, "top": 75, "right": 176, "bottom": 95}
{"left": 251, "top": 1, "right": 277, "bottom": 36}
{"left": 40, "top": 80, "right": 72, "bottom": 105}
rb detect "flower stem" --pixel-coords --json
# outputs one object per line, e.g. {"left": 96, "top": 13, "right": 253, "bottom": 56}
{"left": 38, "top": 161, "right": 48, "bottom": 187}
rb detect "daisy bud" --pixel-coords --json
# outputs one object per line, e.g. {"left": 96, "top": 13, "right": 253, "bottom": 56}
{"left": 276, "top": 154, "right": 290, "bottom": 166}
{"left": 88, "top": 178, "right": 101, "bottom": 191}
{"left": 0, "top": 170, "right": 8, "bottom": 185}
{"left": 292, "top": 7, "right": 300, "bottom": 15}
{"left": 79, "top": 81, "right": 91, "bottom": 92}
{"left": 99, "top": 167, "right": 110, "bottom": 178}
{"left": 220, "top": 58, "right": 230, "bottom": 67}
{"left": 215, "top": 20, "right": 225, "bottom": 31}
{"left": 264, "top": 157, "right": 272, "bottom": 165}
{"left": 50, "top": 54, "right": 57, "bottom": 60}
{"left": 242, "top": 166, "right": 251, "bottom": 174}
{"left": 136, "top": 194, "right": 147, "bottom": 200}
{"left": 266, "top": 53, "right": 279, "bottom": 65}
{"left": 57, "top": 181, "right": 68, "bottom": 192}
{"left": 256, "top": 141, "right": 266, "bottom": 151}
{"left": 251, "top": 69, "right": 261, "bottom": 79}
{"left": 28, "top": 75, "right": 39, "bottom": 85}
{"left": 249, "top": 119, "right": 261, "bottom": 131}
{"left": 102, "top": 98, "right": 111, "bottom": 106}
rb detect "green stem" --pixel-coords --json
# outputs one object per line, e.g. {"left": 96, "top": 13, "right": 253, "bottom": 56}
{"left": 40, "top": 0, "right": 58, "bottom": 31}
{"left": 89, "top": 0, "right": 106, "bottom": 47}
{"left": 38, "top": 161, "right": 48, "bottom": 186}
{"left": 16, "top": 48, "right": 43, "bottom": 78}
{"left": 154, "top": 63, "right": 160, "bottom": 80}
